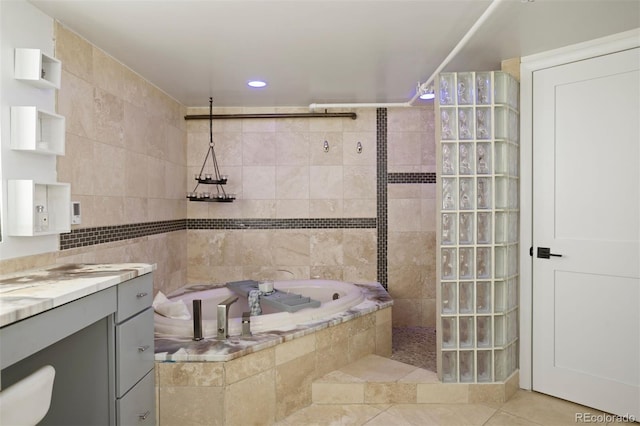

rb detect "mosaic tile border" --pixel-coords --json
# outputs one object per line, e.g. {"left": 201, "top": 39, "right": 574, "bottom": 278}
{"left": 59, "top": 218, "right": 377, "bottom": 250}
{"left": 60, "top": 220, "right": 186, "bottom": 250}
{"left": 377, "top": 108, "right": 388, "bottom": 289}
{"left": 388, "top": 172, "right": 436, "bottom": 184}
{"left": 187, "top": 218, "right": 377, "bottom": 230}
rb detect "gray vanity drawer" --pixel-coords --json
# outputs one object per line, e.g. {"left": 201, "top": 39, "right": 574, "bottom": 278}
{"left": 116, "top": 273, "right": 153, "bottom": 323}
{"left": 117, "top": 369, "right": 155, "bottom": 426}
{"left": 116, "top": 308, "right": 154, "bottom": 397}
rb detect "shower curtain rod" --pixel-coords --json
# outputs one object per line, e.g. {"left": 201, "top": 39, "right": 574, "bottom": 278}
{"left": 184, "top": 112, "right": 357, "bottom": 120}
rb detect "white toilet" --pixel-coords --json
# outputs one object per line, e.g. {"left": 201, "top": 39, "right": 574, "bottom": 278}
{"left": 0, "top": 365, "right": 55, "bottom": 426}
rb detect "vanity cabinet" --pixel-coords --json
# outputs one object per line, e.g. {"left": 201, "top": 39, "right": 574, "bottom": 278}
{"left": 0, "top": 270, "right": 155, "bottom": 426}
{"left": 114, "top": 273, "right": 155, "bottom": 425}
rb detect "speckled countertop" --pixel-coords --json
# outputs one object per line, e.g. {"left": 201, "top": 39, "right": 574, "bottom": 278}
{"left": 0, "top": 263, "right": 156, "bottom": 328}
{"left": 154, "top": 281, "right": 393, "bottom": 363}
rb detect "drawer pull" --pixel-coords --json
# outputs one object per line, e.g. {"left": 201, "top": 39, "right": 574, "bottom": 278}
{"left": 136, "top": 292, "right": 148, "bottom": 298}
{"left": 139, "top": 411, "right": 151, "bottom": 421}
{"left": 137, "top": 345, "right": 150, "bottom": 352}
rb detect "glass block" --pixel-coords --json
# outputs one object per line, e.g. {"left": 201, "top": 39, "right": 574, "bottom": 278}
{"left": 459, "top": 143, "right": 474, "bottom": 174}
{"left": 508, "top": 342, "right": 519, "bottom": 376}
{"left": 507, "top": 309, "right": 518, "bottom": 344}
{"left": 494, "top": 141, "right": 508, "bottom": 174}
{"left": 442, "top": 143, "right": 457, "bottom": 175}
{"left": 477, "top": 316, "right": 492, "bottom": 347}
{"left": 494, "top": 106, "right": 508, "bottom": 139}
{"left": 476, "top": 142, "right": 491, "bottom": 174}
{"left": 439, "top": 73, "right": 455, "bottom": 105}
{"left": 495, "top": 246, "right": 507, "bottom": 278}
{"left": 476, "top": 72, "right": 491, "bottom": 105}
{"left": 476, "top": 281, "right": 491, "bottom": 313}
{"left": 442, "top": 351, "right": 457, "bottom": 382}
{"left": 459, "top": 178, "right": 474, "bottom": 210}
{"left": 442, "top": 317, "right": 457, "bottom": 348}
{"left": 477, "top": 177, "right": 491, "bottom": 209}
{"left": 459, "top": 351, "right": 474, "bottom": 382}
{"left": 507, "top": 278, "right": 518, "bottom": 311}
{"left": 442, "top": 177, "right": 457, "bottom": 210}
{"left": 459, "top": 281, "right": 473, "bottom": 314}
{"left": 457, "top": 72, "right": 474, "bottom": 105}
{"left": 441, "top": 281, "right": 457, "bottom": 314}
{"left": 441, "top": 108, "right": 457, "bottom": 140}
{"left": 459, "top": 247, "right": 474, "bottom": 279}
{"left": 508, "top": 244, "right": 519, "bottom": 276}
{"left": 459, "top": 213, "right": 474, "bottom": 244}
{"left": 495, "top": 177, "right": 508, "bottom": 209}
{"left": 477, "top": 212, "right": 492, "bottom": 244}
{"left": 495, "top": 212, "right": 507, "bottom": 244}
{"left": 494, "top": 280, "right": 506, "bottom": 313}
{"left": 494, "top": 72, "right": 508, "bottom": 105}
{"left": 441, "top": 213, "right": 456, "bottom": 245}
{"left": 494, "top": 348, "right": 507, "bottom": 381}
{"left": 459, "top": 317, "right": 474, "bottom": 348}
{"left": 476, "top": 108, "right": 492, "bottom": 140}
{"left": 494, "top": 315, "right": 506, "bottom": 346}
{"left": 507, "top": 211, "right": 518, "bottom": 243}
{"left": 441, "top": 248, "right": 457, "bottom": 279}
{"left": 476, "top": 247, "right": 491, "bottom": 279}
{"left": 509, "top": 107, "right": 519, "bottom": 142}
{"left": 508, "top": 178, "right": 518, "bottom": 209}
{"left": 458, "top": 108, "right": 474, "bottom": 140}
{"left": 477, "top": 350, "right": 492, "bottom": 382}
{"left": 508, "top": 144, "right": 519, "bottom": 176}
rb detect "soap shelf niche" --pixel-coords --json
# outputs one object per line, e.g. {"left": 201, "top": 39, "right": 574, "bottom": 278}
{"left": 187, "top": 97, "right": 236, "bottom": 202}
{"left": 10, "top": 106, "right": 65, "bottom": 155}
{"left": 14, "top": 48, "right": 61, "bottom": 89}
{"left": 7, "top": 180, "right": 71, "bottom": 236}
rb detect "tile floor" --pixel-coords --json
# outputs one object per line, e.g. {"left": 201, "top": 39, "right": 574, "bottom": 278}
{"left": 277, "top": 354, "right": 629, "bottom": 425}
{"left": 278, "top": 389, "right": 622, "bottom": 425}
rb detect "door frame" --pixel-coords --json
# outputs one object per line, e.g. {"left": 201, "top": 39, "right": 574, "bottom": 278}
{"left": 519, "top": 28, "right": 640, "bottom": 391}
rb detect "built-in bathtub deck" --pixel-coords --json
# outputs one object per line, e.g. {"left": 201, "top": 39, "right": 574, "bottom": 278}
{"left": 154, "top": 281, "right": 393, "bottom": 424}
{"left": 154, "top": 281, "right": 392, "bottom": 363}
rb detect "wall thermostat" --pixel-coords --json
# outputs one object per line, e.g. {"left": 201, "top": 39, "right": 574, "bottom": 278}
{"left": 71, "top": 201, "right": 81, "bottom": 225}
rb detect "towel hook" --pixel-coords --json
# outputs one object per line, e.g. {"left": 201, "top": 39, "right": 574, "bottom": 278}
{"left": 356, "top": 141, "right": 363, "bottom": 154}
{"left": 323, "top": 140, "right": 329, "bottom": 153}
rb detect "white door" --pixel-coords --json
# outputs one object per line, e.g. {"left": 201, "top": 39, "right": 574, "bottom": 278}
{"left": 532, "top": 47, "right": 640, "bottom": 418}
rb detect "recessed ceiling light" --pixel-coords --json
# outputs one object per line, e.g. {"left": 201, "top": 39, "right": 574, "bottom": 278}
{"left": 419, "top": 92, "right": 435, "bottom": 100}
{"left": 247, "top": 80, "right": 267, "bottom": 88}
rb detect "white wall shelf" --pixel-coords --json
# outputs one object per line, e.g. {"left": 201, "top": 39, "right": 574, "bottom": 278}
{"left": 7, "top": 180, "right": 71, "bottom": 236}
{"left": 10, "top": 106, "right": 65, "bottom": 155}
{"left": 14, "top": 48, "right": 61, "bottom": 89}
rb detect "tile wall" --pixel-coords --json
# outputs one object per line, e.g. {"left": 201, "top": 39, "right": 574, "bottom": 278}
{"left": 1, "top": 24, "right": 438, "bottom": 330}
{"left": 0, "top": 24, "right": 188, "bottom": 296}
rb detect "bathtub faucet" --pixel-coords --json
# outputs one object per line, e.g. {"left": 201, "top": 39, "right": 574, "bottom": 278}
{"left": 217, "top": 295, "right": 238, "bottom": 339}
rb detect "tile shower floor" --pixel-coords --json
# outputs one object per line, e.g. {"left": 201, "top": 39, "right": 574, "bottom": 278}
{"left": 390, "top": 326, "right": 437, "bottom": 372}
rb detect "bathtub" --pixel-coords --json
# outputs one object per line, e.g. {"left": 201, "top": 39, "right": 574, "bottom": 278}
{"left": 154, "top": 279, "right": 366, "bottom": 338}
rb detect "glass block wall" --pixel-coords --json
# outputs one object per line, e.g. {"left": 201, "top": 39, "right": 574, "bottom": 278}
{"left": 435, "top": 71, "right": 519, "bottom": 383}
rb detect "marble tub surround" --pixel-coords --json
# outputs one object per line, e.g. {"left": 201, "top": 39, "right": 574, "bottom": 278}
{"left": 154, "top": 281, "right": 392, "bottom": 362}
{"left": 0, "top": 263, "right": 156, "bottom": 327}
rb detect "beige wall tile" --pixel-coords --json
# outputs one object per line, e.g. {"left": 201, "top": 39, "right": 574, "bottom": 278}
{"left": 275, "top": 334, "right": 316, "bottom": 366}
{"left": 417, "top": 383, "right": 469, "bottom": 403}
{"left": 242, "top": 166, "right": 276, "bottom": 199}
{"left": 159, "top": 386, "right": 224, "bottom": 426}
{"left": 225, "top": 369, "right": 276, "bottom": 426}
{"left": 365, "top": 382, "right": 417, "bottom": 404}
{"left": 312, "top": 383, "right": 365, "bottom": 404}
{"left": 309, "top": 165, "right": 343, "bottom": 199}
{"left": 275, "top": 352, "right": 317, "bottom": 420}
{"left": 58, "top": 71, "right": 95, "bottom": 139}
{"left": 276, "top": 132, "right": 310, "bottom": 165}
{"left": 276, "top": 166, "right": 309, "bottom": 199}
{"left": 243, "top": 132, "right": 276, "bottom": 165}
{"left": 309, "top": 132, "right": 343, "bottom": 165}
{"left": 224, "top": 348, "right": 275, "bottom": 384}
{"left": 157, "top": 362, "right": 225, "bottom": 387}
{"left": 56, "top": 24, "right": 93, "bottom": 82}
{"left": 469, "top": 383, "right": 506, "bottom": 404}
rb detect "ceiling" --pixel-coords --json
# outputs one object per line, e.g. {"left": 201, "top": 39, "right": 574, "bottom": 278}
{"left": 29, "top": 0, "right": 640, "bottom": 108}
